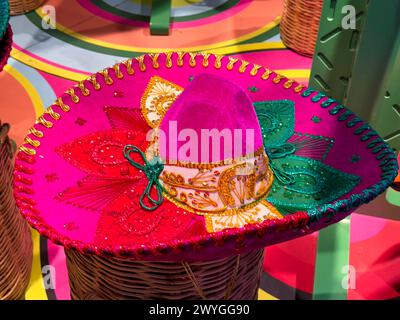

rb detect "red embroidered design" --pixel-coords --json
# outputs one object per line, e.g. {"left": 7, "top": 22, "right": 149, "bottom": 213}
{"left": 55, "top": 107, "right": 206, "bottom": 245}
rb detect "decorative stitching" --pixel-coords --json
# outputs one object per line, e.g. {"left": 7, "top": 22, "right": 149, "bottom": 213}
{"left": 122, "top": 59, "right": 134, "bottom": 75}
{"left": 66, "top": 88, "right": 80, "bottom": 103}
{"left": 113, "top": 63, "right": 124, "bottom": 78}
{"left": 14, "top": 52, "right": 398, "bottom": 259}
{"left": 149, "top": 53, "right": 160, "bottom": 69}
{"left": 28, "top": 127, "right": 43, "bottom": 138}
{"left": 261, "top": 68, "right": 273, "bottom": 80}
{"left": 226, "top": 57, "right": 238, "bottom": 71}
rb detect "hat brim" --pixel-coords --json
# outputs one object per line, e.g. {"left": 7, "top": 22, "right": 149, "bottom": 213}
{"left": 14, "top": 53, "right": 398, "bottom": 261}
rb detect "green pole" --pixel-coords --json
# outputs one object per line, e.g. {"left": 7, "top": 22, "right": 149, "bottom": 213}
{"left": 150, "top": 0, "right": 172, "bottom": 36}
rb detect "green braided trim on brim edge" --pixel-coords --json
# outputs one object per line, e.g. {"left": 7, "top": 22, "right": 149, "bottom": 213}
{"left": 300, "top": 89, "right": 399, "bottom": 223}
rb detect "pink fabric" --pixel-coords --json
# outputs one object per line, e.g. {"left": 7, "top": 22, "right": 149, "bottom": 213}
{"left": 160, "top": 74, "right": 263, "bottom": 163}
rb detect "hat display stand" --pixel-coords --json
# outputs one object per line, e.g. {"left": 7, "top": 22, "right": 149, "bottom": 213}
{"left": 66, "top": 248, "right": 264, "bottom": 300}
{"left": 9, "top": 0, "right": 43, "bottom": 15}
{"left": 0, "top": 122, "right": 32, "bottom": 300}
{"left": 280, "top": 0, "right": 323, "bottom": 57}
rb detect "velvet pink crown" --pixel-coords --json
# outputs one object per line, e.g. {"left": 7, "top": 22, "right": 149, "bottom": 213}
{"left": 159, "top": 74, "right": 264, "bottom": 163}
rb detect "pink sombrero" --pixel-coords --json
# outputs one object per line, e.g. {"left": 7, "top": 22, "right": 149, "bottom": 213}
{"left": 14, "top": 53, "right": 398, "bottom": 261}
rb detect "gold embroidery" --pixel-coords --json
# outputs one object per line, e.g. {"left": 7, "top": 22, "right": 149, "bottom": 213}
{"left": 189, "top": 169, "right": 219, "bottom": 188}
{"left": 164, "top": 184, "right": 178, "bottom": 197}
{"left": 77, "top": 82, "right": 90, "bottom": 96}
{"left": 214, "top": 55, "right": 223, "bottom": 69}
{"left": 189, "top": 53, "right": 197, "bottom": 67}
{"left": 294, "top": 84, "right": 305, "bottom": 93}
{"left": 161, "top": 152, "right": 273, "bottom": 214}
{"left": 88, "top": 74, "right": 101, "bottom": 90}
{"left": 177, "top": 52, "right": 186, "bottom": 66}
{"left": 19, "top": 145, "right": 36, "bottom": 156}
{"left": 18, "top": 53, "right": 288, "bottom": 233}
{"left": 149, "top": 53, "right": 160, "bottom": 69}
{"left": 188, "top": 191, "right": 218, "bottom": 210}
{"left": 218, "top": 163, "right": 248, "bottom": 206}
{"left": 179, "top": 192, "right": 188, "bottom": 203}
{"left": 165, "top": 52, "right": 173, "bottom": 68}
{"left": 239, "top": 60, "right": 249, "bottom": 73}
{"left": 66, "top": 88, "right": 80, "bottom": 103}
{"left": 141, "top": 76, "right": 184, "bottom": 128}
{"left": 100, "top": 69, "right": 113, "bottom": 85}
{"left": 161, "top": 171, "right": 216, "bottom": 192}
{"left": 54, "top": 97, "right": 70, "bottom": 112}
{"left": 204, "top": 200, "right": 283, "bottom": 232}
{"left": 273, "top": 74, "right": 285, "bottom": 84}
{"left": 226, "top": 57, "right": 238, "bottom": 71}
{"left": 284, "top": 79, "right": 294, "bottom": 89}
{"left": 164, "top": 191, "right": 261, "bottom": 215}
{"left": 46, "top": 107, "right": 61, "bottom": 120}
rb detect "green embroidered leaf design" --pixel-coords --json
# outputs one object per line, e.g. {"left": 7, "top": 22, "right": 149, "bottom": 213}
{"left": 254, "top": 100, "right": 295, "bottom": 147}
{"left": 266, "top": 155, "right": 360, "bottom": 212}
{"left": 254, "top": 99, "right": 361, "bottom": 215}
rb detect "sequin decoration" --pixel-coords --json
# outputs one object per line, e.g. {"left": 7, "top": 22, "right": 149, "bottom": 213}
{"left": 254, "top": 100, "right": 360, "bottom": 214}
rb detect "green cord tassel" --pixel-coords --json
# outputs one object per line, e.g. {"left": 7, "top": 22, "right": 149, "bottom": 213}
{"left": 267, "top": 143, "right": 296, "bottom": 185}
{"left": 123, "top": 145, "right": 164, "bottom": 211}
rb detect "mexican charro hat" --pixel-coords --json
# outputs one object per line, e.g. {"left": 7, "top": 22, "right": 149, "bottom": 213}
{"left": 0, "top": 0, "right": 11, "bottom": 72}
{"left": 15, "top": 53, "right": 398, "bottom": 261}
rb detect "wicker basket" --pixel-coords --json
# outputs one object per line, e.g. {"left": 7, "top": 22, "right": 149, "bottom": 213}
{"left": 9, "top": 0, "right": 43, "bottom": 16}
{"left": 280, "top": 0, "right": 323, "bottom": 57}
{"left": 66, "top": 248, "right": 264, "bottom": 300}
{"left": 0, "top": 122, "right": 32, "bottom": 300}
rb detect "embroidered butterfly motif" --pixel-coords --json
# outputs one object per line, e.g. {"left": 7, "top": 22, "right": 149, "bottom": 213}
{"left": 254, "top": 100, "right": 360, "bottom": 214}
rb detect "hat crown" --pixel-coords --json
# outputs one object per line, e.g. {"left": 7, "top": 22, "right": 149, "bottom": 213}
{"left": 159, "top": 74, "right": 264, "bottom": 164}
